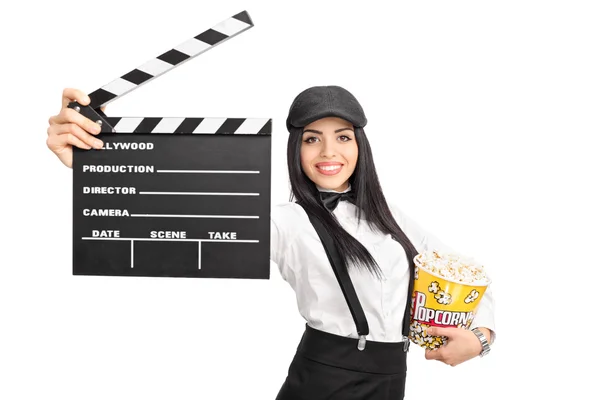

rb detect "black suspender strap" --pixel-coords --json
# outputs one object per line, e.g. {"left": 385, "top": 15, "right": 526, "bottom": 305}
{"left": 402, "top": 257, "right": 415, "bottom": 338}
{"left": 298, "top": 203, "right": 370, "bottom": 351}
{"left": 400, "top": 235, "right": 414, "bottom": 351}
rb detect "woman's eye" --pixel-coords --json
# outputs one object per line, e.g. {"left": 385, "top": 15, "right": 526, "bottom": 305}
{"left": 303, "top": 135, "right": 352, "bottom": 143}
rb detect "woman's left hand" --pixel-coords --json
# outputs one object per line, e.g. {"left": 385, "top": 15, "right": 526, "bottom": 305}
{"left": 424, "top": 326, "right": 489, "bottom": 367}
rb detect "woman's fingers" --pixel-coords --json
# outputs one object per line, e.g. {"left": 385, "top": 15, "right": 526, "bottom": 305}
{"left": 48, "top": 87, "right": 100, "bottom": 169}
{"left": 62, "top": 87, "right": 90, "bottom": 109}
{"left": 50, "top": 107, "right": 102, "bottom": 137}
{"left": 50, "top": 131, "right": 92, "bottom": 151}
{"left": 45, "top": 130, "right": 85, "bottom": 169}
{"left": 47, "top": 120, "right": 103, "bottom": 150}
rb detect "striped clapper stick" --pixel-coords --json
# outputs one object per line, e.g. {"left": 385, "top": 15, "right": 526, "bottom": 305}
{"left": 71, "top": 11, "right": 272, "bottom": 279}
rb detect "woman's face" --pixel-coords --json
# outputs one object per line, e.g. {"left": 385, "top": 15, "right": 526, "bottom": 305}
{"left": 300, "top": 116, "right": 358, "bottom": 192}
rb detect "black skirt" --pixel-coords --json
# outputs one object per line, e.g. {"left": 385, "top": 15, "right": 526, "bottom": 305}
{"left": 275, "top": 324, "right": 408, "bottom": 400}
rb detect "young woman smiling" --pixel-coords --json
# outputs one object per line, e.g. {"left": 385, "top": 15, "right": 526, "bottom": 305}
{"left": 47, "top": 85, "right": 496, "bottom": 400}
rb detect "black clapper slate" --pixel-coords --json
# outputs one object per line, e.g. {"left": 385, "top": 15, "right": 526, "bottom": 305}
{"left": 70, "top": 11, "right": 273, "bottom": 279}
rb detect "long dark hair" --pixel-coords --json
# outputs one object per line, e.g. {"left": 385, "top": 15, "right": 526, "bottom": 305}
{"left": 287, "top": 126, "right": 418, "bottom": 278}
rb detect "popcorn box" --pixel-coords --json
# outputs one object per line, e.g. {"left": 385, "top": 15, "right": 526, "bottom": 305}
{"left": 409, "top": 251, "right": 489, "bottom": 350}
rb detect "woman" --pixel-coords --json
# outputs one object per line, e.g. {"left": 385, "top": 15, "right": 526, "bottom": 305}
{"left": 47, "top": 85, "right": 496, "bottom": 399}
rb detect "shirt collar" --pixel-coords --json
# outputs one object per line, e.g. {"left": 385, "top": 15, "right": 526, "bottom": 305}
{"left": 315, "top": 184, "right": 352, "bottom": 194}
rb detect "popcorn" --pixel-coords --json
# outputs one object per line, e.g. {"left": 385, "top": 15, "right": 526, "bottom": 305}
{"left": 409, "top": 250, "right": 490, "bottom": 350}
{"left": 409, "top": 320, "right": 446, "bottom": 349}
{"left": 414, "top": 250, "right": 489, "bottom": 286}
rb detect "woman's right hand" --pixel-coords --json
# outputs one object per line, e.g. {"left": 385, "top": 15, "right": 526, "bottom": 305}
{"left": 46, "top": 88, "right": 105, "bottom": 168}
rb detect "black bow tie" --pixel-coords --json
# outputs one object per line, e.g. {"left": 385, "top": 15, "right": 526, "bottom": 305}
{"left": 319, "top": 191, "right": 357, "bottom": 212}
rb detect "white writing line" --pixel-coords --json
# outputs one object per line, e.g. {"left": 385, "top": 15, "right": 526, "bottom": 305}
{"left": 139, "top": 192, "right": 259, "bottom": 196}
{"left": 156, "top": 170, "right": 260, "bottom": 174}
{"left": 130, "top": 214, "right": 259, "bottom": 219}
{"left": 82, "top": 237, "right": 259, "bottom": 243}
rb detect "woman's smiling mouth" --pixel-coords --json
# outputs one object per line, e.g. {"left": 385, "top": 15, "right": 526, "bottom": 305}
{"left": 315, "top": 162, "right": 343, "bottom": 175}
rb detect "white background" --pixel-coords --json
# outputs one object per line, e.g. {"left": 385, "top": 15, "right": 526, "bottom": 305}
{"left": 1, "top": 0, "right": 599, "bottom": 398}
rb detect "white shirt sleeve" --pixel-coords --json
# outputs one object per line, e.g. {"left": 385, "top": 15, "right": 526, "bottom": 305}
{"left": 270, "top": 204, "right": 297, "bottom": 288}
{"left": 390, "top": 204, "right": 497, "bottom": 343}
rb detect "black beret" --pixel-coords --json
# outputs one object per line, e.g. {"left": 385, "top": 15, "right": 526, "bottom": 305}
{"left": 286, "top": 85, "right": 367, "bottom": 132}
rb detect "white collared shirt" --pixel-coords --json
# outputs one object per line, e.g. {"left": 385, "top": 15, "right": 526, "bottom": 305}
{"left": 270, "top": 186, "right": 496, "bottom": 343}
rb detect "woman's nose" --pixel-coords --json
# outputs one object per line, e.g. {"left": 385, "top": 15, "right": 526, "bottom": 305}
{"left": 320, "top": 138, "right": 337, "bottom": 158}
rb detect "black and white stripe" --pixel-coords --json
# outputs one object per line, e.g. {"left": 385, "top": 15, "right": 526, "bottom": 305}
{"left": 105, "top": 117, "right": 271, "bottom": 134}
{"left": 88, "top": 11, "right": 254, "bottom": 109}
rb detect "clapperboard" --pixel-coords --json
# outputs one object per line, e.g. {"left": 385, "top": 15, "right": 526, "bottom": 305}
{"left": 69, "top": 11, "right": 272, "bottom": 279}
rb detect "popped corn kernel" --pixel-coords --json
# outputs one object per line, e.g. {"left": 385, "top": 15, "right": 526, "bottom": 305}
{"left": 415, "top": 250, "right": 489, "bottom": 285}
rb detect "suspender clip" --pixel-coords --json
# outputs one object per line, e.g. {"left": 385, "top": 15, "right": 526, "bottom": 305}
{"left": 358, "top": 335, "right": 367, "bottom": 351}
